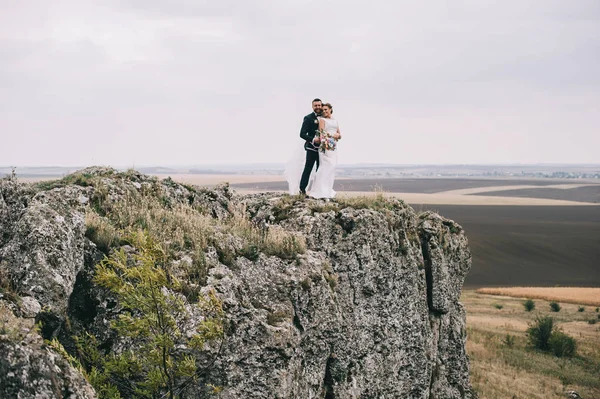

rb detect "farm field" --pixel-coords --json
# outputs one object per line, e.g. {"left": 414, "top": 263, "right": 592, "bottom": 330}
{"left": 475, "top": 287, "right": 600, "bottom": 307}
{"left": 415, "top": 204, "right": 600, "bottom": 288}
{"left": 232, "top": 177, "right": 600, "bottom": 206}
{"left": 232, "top": 177, "right": 597, "bottom": 195}
{"left": 473, "top": 185, "right": 600, "bottom": 203}
{"left": 462, "top": 290, "right": 600, "bottom": 399}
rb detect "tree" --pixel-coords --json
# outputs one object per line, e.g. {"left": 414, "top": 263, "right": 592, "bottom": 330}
{"left": 93, "top": 230, "right": 224, "bottom": 398}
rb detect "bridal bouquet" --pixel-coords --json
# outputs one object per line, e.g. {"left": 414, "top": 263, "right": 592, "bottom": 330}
{"left": 317, "top": 130, "right": 337, "bottom": 153}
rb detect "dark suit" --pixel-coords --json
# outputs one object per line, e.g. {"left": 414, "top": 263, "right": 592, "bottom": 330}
{"left": 299, "top": 112, "right": 320, "bottom": 193}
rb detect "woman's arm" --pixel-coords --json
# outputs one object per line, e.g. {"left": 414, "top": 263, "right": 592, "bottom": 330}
{"left": 334, "top": 126, "right": 342, "bottom": 140}
{"left": 309, "top": 118, "right": 324, "bottom": 145}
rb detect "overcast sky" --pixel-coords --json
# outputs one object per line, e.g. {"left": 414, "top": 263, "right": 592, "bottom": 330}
{"left": 1, "top": 1, "right": 599, "bottom": 167}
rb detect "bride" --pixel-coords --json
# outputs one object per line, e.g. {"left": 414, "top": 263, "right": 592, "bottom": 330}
{"left": 284, "top": 102, "right": 342, "bottom": 198}
{"left": 307, "top": 103, "right": 341, "bottom": 199}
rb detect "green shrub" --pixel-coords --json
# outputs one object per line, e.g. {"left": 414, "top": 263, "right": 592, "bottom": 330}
{"left": 503, "top": 334, "right": 515, "bottom": 348}
{"left": 596, "top": 307, "right": 599, "bottom": 312}
{"left": 527, "top": 316, "right": 554, "bottom": 351}
{"left": 526, "top": 316, "right": 577, "bottom": 358}
{"left": 523, "top": 299, "right": 535, "bottom": 312}
{"left": 588, "top": 318, "right": 597, "bottom": 325}
{"left": 578, "top": 306, "right": 585, "bottom": 312}
{"left": 92, "top": 230, "right": 224, "bottom": 398}
{"left": 239, "top": 243, "right": 260, "bottom": 261}
{"left": 494, "top": 304, "right": 504, "bottom": 310}
{"left": 549, "top": 331, "right": 577, "bottom": 358}
{"left": 549, "top": 302, "right": 561, "bottom": 312}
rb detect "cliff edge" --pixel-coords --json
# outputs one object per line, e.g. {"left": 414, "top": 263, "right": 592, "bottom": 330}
{"left": 0, "top": 168, "right": 475, "bottom": 398}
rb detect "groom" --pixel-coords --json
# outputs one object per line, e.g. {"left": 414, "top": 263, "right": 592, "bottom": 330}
{"left": 299, "top": 98, "right": 323, "bottom": 195}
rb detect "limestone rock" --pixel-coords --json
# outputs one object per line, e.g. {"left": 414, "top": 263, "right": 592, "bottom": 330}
{"left": 19, "top": 296, "right": 41, "bottom": 318}
{"left": 0, "top": 185, "right": 87, "bottom": 316}
{"left": 0, "top": 174, "right": 35, "bottom": 247}
{"left": 0, "top": 305, "right": 96, "bottom": 398}
{"left": 0, "top": 170, "right": 476, "bottom": 398}
{"left": 191, "top": 196, "right": 475, "bottom": 398}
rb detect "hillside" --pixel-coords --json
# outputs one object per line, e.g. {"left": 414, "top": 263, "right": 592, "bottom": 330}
{"left": 0, "top": 168, "right": 475, "bottom": 398}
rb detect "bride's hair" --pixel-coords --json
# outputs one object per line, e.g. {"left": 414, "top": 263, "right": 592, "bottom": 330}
{"left": 323, "top": 103, "right": 333, "bottom": 113}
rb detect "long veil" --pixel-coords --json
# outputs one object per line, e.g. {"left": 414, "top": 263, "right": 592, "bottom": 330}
{"left": 284, "top": 144, "right": 314, "bottom": 195}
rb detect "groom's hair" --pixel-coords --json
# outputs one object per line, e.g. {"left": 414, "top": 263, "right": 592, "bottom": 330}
{"left": 312, "top": 98, "right": 322, "bottom": 103}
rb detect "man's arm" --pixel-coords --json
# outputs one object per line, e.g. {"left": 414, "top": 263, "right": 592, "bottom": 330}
{"left": 299, "top": 116, "right": 313, "bottom": 142}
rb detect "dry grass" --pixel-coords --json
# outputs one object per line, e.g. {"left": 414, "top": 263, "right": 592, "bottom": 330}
{"left": 85, "top": 211, "right": 120, "bottom": 253}
{"left": 84, "top": 178, "right": 306, "bottom": 277}
{"left": 225, "top": 203, "right": 306, "bottom": 260}
{"left": 476, "top": 287, "right": 600, "bottom": 307}
{"left": 463, "top": 290, "right": 600, "bottom": 399}
{"left": 336, "top": 191, "right": 405, "bottom": 211}
{"left": 108, "top": 193, "right": 213, "bottom": 253}
{"left": 153, "top": 173, "right": 285, "bottom": 186}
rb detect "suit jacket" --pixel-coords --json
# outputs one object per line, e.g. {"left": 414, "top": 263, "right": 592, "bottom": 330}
{"left": 299, "top": 112, "right": 320, "bottom": 152}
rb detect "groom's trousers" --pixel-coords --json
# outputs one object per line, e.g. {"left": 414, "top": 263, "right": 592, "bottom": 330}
{"left": 299, "top": 150, "right": 319, "bottom": 193}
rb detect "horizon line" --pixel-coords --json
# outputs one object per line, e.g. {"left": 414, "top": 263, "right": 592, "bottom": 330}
{"left": 2, "top": 162, "right": 600, "bottom": 169}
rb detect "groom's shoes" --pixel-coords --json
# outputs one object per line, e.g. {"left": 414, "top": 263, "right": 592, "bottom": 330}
{"left": 299, "top": 190, "right": 307, "bottom": 198}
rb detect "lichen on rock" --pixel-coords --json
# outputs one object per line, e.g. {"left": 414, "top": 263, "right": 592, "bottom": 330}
{"left": 0, "top": 169, "right": 476, "bottom": 398}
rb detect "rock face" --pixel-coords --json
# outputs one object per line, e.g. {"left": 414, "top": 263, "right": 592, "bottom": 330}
{"left": 0, "top": 304, "right": 97, "bottom": 398}
{"left": 1, "top": 185, "right": 87, "bottom": 315}
{"left": 0, "top": 168, "right": 475, "bottom": 398}
{"left": 201, "top": 197, "right": 474, "bottom": 398}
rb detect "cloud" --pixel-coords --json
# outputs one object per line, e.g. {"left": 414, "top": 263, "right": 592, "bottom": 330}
{"left": 0, "top": 0, "right": 599, "bottom": 166}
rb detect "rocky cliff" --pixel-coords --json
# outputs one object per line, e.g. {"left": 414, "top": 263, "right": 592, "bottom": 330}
{"left": 0, "top": 168, "right": 475, "bottom": 398}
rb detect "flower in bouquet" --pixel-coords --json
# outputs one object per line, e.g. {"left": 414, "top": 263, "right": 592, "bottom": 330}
{"left": 317, "top": 129, "right": 337, "bottom": 153}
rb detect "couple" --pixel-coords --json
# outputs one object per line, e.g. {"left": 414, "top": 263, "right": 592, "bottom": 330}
{"left": 285, "top": 98, "right": 342, "bottom": 199}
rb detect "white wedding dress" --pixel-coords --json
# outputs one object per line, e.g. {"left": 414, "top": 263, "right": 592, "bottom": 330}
{"left": 308, "top": 117, "right": 338, "bottom": 199}
{"left": 284, "top": 117, "right": 339, "bottom": 198}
